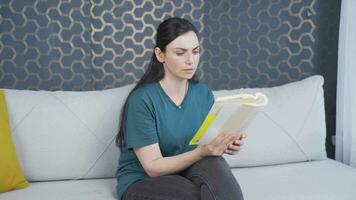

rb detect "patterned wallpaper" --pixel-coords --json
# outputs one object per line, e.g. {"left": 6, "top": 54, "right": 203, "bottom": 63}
{"left": 0, "top": 0, "right": 341, "bottom": 158}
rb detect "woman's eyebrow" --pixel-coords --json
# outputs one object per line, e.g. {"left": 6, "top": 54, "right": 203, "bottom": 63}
{"left": 174, "top": 46, "right": 200, "bottom": 51}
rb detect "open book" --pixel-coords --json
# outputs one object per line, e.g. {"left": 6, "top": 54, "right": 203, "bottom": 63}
{"left": 189, "top": 92, "right": 268, "bottom": 145}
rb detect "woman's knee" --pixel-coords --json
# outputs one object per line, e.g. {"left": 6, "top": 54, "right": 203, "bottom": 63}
{"left": 184, "top": 157, "right": 244, "bottom": 200}
{"left": 191, "top": 156, "right": 231, "bottom": 175}
{"left": 198, "top": 156, "right": 228, "bottom": 166}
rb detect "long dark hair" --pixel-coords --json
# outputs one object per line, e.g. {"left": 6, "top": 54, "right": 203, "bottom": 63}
{"left": 116, "top": 17, "right": 200, "bottom": 150}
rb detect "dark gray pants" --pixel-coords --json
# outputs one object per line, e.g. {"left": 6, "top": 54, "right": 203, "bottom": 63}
{"left": 122, "top": 156, "right": 244, "bottom": 200}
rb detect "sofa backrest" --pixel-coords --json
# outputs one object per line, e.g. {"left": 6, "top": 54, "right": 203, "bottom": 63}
{"left": 2, "top": 75, "right": 327, "bottom": 181}
{"left": 217, "top": 75, "right": 327, "bottom": 167}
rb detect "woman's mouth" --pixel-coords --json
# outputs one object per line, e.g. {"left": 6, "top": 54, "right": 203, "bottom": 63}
{"left": 183, "top": 69, "right": 195, "bottom": 73}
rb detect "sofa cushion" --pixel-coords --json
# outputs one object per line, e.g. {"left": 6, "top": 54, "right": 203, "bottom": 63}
{"left": 217, "top": 75, "right": 327, "bottom": 167}
{"left": 0, "top": 178, "right": 117, "bottom": 200}
{"left": 3, "top": 84, "right": 134, "bottom": 181}
{"left": 232, "top": 159, "right": 356, "bottom": 200}
{"left": 1, "top": 160, "right": 355, "bottom": 200}
{"left": 0, "top": 90, "right": 29, "bottom": 192}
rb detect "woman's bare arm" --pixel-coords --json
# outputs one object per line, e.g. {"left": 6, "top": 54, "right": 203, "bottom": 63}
{"left": 134, "top": 133, "right": 239, "bottom": 177}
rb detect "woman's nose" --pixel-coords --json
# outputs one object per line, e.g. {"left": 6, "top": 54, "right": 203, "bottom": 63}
{"left": 186, "top": 52, "right": 194, "bottom": 64}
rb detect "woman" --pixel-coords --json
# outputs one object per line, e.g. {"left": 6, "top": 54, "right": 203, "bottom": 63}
{"left": 116, "top": 17, "right": 246, "bottom": 200}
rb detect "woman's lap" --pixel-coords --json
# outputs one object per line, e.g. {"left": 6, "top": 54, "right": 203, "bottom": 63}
{"left": 122, "top": 156, "right": 243, "bottom": 200}
{"left": 180, "top": 156, "right": 244, "bottom": 200}
{"left": 122, "top": 175, "right": 200, "bottom": 200}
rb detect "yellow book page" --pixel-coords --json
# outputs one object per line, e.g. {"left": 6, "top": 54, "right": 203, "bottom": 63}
{"left": 189, "top": 114, "right": 217, "bottom": 145}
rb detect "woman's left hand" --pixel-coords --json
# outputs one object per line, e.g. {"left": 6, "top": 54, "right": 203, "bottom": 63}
{"left": 224, "top": 133, "right": 247, "bottom": 155}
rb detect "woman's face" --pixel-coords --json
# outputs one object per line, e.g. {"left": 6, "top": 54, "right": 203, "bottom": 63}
{"left": 156, "top": 31, "right": 200, "bottom": 81}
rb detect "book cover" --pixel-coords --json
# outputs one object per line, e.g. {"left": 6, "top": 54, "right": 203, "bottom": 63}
{"left": 189, "top": 92, "right": 268, "bottom": 145}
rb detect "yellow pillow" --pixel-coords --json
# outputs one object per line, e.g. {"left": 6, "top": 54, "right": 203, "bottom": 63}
{"left": 0, "top": 90, "right": 29, "bottom": 193}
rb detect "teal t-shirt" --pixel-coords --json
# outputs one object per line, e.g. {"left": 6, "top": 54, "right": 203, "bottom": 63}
{"left": 116, "top": 81, "right": 215, "bottom": 200}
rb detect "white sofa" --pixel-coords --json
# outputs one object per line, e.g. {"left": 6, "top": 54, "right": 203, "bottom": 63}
{"left": 1, "top": 75, "right": 356, "bottom": 200}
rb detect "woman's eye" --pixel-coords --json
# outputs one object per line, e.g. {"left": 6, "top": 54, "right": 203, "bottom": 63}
{"left": 193, "top": 51, "right": 200, "bottom": 54}
{"left": 176, "top": 52, "right": 184, "bottom": 56}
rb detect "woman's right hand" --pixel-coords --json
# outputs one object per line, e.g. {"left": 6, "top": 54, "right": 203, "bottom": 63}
{"left": 197, "top": 133, "right": 239, "bottom": 157}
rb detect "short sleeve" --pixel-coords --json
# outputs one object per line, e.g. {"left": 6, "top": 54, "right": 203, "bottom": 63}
{"left": 124, "top": 93, "right": 158, "bottom": 149}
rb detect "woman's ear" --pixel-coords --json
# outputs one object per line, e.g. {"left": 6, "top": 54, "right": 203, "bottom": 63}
{"left": 154, "top": 47, "right": 165, "bottom": 63}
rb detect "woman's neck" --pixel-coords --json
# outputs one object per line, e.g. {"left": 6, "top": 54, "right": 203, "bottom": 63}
{"left": 159, "top": 78, "right": 189, "bottom": 102}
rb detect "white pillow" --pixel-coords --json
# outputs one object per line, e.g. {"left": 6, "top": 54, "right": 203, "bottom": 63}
{"left": 3, "top": 84, "right": 134, "bottom": 181}
{"left": 217, "top": 75, "right": 327, "bottom": 167}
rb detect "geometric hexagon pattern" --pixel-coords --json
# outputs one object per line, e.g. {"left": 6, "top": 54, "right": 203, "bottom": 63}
{"left": 0, "top": 0, "right": 341, "bottom": 157}
{"left": 201, "top": 0, "right": 318, "bottom": 89}
{"left": 0, "top": 0, "right": 93, "bottom": 90}
{"left": 0, "top": 0, "right": 206, "bottom": 90}
{"left": 90, "top": 0, "right": 204, "bottom": 89}
{"left": 0, "top": 0, "right": 339, "bottom": 91}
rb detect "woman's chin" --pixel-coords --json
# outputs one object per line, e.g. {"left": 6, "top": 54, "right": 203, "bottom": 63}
{"left": 182, "top": 74, "right": 195, "bottom": 80}
{"left": 182, "top": 71, "right": 196, "bottom": 78}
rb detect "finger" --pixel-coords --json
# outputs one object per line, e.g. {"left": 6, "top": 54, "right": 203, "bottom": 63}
{"left": 228, "top": 145, "right": 241, "bottom": 151}
{"left": 218, "top": 135, "right": 233, "bottom": 151}
{"left": 223, "top": 134, "right": 237, "bottom": 146}
{"left": 230, "top": 135, "right": 239, "bottom": 144}
{"left": 213, "top": 134, "right": 231, "bottom": 151}
{"left": 228, "top": 133, "right": 239, "bottom": 140}
{"left": 225, "top": 149, "right": 237, "bottom": 155}
{"left": 219, "top": 133, "right": 233, "bottom": 142}
{"left": 213, "top": 133, "right": 226, "bottom": 144}
{"left": 222, "top": 133, "right": 234, "bottom": 143}
{"left": 225, "top": 149, "right": 232, "bottom": 154}
{"left": 222, "top": 139, "right": 237, "bottom": 152}
{"left": 234, "top": 140, "right": 244, "bottom": 146}
{"left": 240, "top": 133, "right": 247, "bottom": 139}
{"left": 228, "top": 143, "right": 236, "bottom": 149}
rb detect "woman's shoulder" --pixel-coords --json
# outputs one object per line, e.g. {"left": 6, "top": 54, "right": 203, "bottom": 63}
{"left": 127, "top": 82, "right": 158, "bottom": 103}
{"left": 191, "top": 81, "right": 213, "bottom": 94}
{"left": 190, "top": 81, "right": 215, "bottom": 105}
